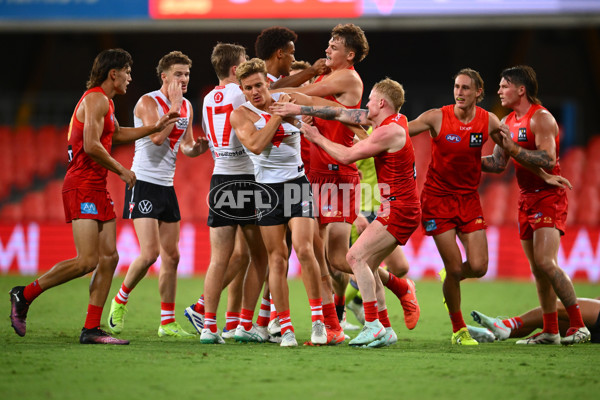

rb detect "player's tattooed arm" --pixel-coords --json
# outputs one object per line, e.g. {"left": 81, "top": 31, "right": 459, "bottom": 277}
{"left": 509, "top": 146, "right": 554, "bottom": 169}
{"left": 481, "top": 144, "right": 509, "bottom": 173}
{"left": 299, "top": 106, "right": 369, "bottom": 125}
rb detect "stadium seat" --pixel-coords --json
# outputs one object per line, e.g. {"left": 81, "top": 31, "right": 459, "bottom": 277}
{"left": 43, "top": 179, "right": 65, "bottom": 222}
{"left": 36, "top": 125, "right": 61, "bottom": 179}
{"left": 560, "top": 146, "right": 585, "bottom": 190}
{"left": 480, "top": 181, "right": 509, "bottom": 226}
{"left": 0, "top": 202, "right": 24, "bottom": 222}
{"left": 575, "top": 186, "right": 599, "bottom": 226}
{"left": 20, "top": 191, "right": 47, "bottom": 221}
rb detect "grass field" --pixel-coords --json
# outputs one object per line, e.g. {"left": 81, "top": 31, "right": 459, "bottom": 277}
{"left": 1, "top": 275, "right": 598, "bottom": 400}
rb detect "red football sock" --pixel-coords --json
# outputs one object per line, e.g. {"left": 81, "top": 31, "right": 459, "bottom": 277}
{"left": 385, "top": 274, "right": 409, "bottom": 299}
{"left": 204, "top": 312, "right": 218, "bottom": 333}
{"left": 449, "top": 311, "right": 466, "bottom": 333}
{"left": 240, "top": 308, "right": 254, "bottom": 330}
{"left": 84, "top": 304, "right": 103, "bottom": 330}
{"left": 363, "top": 301, "right": 378, "bottom": 323}
{"left": 114, "top": 283, "right": 132, "bottom": 305}
{"left": 565, "top": 304, "right": 585, "bottom": 329}
{"left": 23, "top": 279, "right": 43, "bottom": 303}
{"left": 503, "top": 316, "right": 523, "bottom": 330}
{"left": 278, "top": 310, "right": 294, "bottom": 334}
{"left": 542, "top": 311, "right": 559, "bottom": 334}
{"left": 378, "top": 309, "right": 391, "bottom": 328}
{"left": 225, "top": 311, "right": 240, "bottom": 331}
{"left": 161, "top": 302, "right": 175, "bottom": 325}
{"left": 309, "top": 298, "right": 324, "bottom": 322}
{"left": 256, "top": 298, "right": 270, "bottom": 327}
{"left": 323, "top": 302, "right": 341, "bottom": 330}
{"left": 193, "top": 294, "right": 205, "bottom": 314}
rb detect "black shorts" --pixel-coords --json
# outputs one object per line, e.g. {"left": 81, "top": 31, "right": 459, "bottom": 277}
{"left": 123, "top": 180, "right": 180, "bottom": 222}
{"left": 256, "top": 175, "right": 314, "bottom": 226}
{"left": 590, "top": 311, "right": 600, "bottom": 344}
{"left": 207, "top": 174, "right": 258, "bottom": 227}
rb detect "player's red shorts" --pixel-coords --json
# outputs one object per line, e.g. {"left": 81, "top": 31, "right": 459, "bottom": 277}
{"left": 518, "top": 189, "right": 567, "bottom": 240}
{"left": 62, "top": 188, "right": 116, "bottom": 223}
{"left": 308, "top": 172, "right": 359, "bottom": 224}
{"left": 420, "top": 190, "right": 487, "bottom": 236}
{"left": 376, "top": 200, "right": 421, "bottom": 245}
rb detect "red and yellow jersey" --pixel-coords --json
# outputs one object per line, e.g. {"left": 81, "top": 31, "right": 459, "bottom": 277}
{"left": 63, "top": 87, "right": 115, "bottom": 191}
{"left": 310, "top": 67, "right": 362, "bottom": 176}
{"left": 423, "top": 105, "right": 489, "bottom": 196}
{"left": 504, "top": 104, "right": 561, "bottom": 194}
{"left": 373, "top": 113, "right": 419, "bottom": 204}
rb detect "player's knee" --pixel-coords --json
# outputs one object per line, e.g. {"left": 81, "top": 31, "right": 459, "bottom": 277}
{"left": 346, "top": 250, "right": 363, "bottom": 271}
{"left": 76, "top": 255, "right": 99, "bottom": 275}
{"left": 230, "top": 251, "right": 250, "bottom": 269}
{"left": 328, "top": 251, "right": 347, "bottom": 271}
{"left": 163, "top": 249, "right": 180, "bottom": 268}
{"left": 139, "top": 249, "right": 160, "bottom": 267}
{"left": 532, "top": 256, "right": 557, "bottom": 275}
{"left": 294, "top": 244, "right": 314, "bottom": 264}
{"left": 470, "top": 259, "right": 488, "bottom": 278}
{"left": 268, "top": 254, "right": 287, "bottom": 275}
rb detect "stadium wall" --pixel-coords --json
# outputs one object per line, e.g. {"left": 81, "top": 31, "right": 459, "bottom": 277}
{"left": 1, "top": 222, "right": 599, "bottom": 282}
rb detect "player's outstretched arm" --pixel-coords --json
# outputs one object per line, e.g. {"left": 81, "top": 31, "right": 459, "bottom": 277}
{"left": 408, "top": 108, "right": 441, "bottom": 138}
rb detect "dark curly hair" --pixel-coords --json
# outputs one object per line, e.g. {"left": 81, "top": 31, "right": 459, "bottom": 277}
{"left": 86, "top": 48, "right": 132, "bottom": 89}
{"left": 255, "top": 26, "right": 298, "bottom": 60}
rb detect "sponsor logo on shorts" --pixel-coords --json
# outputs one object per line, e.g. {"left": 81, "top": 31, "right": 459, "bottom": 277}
{"left": 445, "top": 134, "right": 461, "bottom": 143}
{"left": 518, "top": 128, "right": 528, "bottom": 142}
{"left": 543, "top": 216, "right": 553, "bottom": 224}
{"left": 424, "top": 219, "right": 437, "bottom": 232}
{"left": 469, "top": 132, "right": 483, "bottom": 147}
{"left": 138, "top": 200, "right": 153, "bottom": 214}
{"left": 80, "top": 202, "right": 98, "bottom": 215}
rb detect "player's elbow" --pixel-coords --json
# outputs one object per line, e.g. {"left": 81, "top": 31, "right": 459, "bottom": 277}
{"left": 150, "top": 136, "right": 166, "bottom": 146}
{"left": 247, "top": 145, "right": 263, "bottom": 155}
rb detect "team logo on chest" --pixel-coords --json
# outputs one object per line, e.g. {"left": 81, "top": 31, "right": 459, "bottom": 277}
{"left": 469, "top": 132, "right": 483, "bottom": 147}
{"left": 518, "top": 128, "right": 528, "bottom": 142}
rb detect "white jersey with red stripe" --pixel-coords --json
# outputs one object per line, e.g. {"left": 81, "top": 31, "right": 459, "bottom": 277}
{"left": 202, "top": 83, "right": 253, "bottom": 175}
{"left": 132, "top": 89, "right": 190, "bottom": 186}
{"left": 241, "top": 94, "right": 303, "bottom": 184}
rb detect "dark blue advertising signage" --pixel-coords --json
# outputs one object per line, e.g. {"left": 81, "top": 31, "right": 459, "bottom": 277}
{"left": 0, "top": 0, "right": 148, "bottom": 19}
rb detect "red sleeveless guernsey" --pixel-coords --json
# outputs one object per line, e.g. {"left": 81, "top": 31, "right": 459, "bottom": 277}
{"left": 504, "top": 104, "right": 561, "bottom": 194}
{"left": 63, "top": 87, "right": 115, "bottom": 191}
{"left": 423, "top": 105, "right": 489, "bottom": 196}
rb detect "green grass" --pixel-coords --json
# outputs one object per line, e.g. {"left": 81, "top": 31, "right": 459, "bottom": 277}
{"left": 1, "top": 275, "right": 598, "bottom": 400}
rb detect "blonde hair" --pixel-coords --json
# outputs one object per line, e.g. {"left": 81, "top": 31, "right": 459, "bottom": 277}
{"left": 373, "top": 78, "right": 405, "bottom": 112}
{"left": 235, "top": 58, "right": 267, "bottom": 84}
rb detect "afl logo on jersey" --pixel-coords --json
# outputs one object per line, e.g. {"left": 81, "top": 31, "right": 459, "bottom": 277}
{"left": 214, "top": 92, "right": 223, "bottom": 103}
{"left": 445, "top": 134, "right": 461, "bottom": 143}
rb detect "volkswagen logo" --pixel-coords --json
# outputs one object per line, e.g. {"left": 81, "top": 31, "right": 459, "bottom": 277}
{"left": 138, "top": 200, "right": 153, "bottom": 214}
